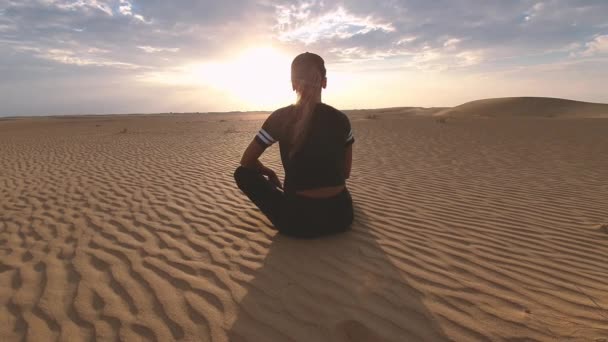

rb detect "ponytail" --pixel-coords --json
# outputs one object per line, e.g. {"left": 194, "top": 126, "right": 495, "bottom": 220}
{"left": 288, "top": 52, "right": 326, "bottom": 159}
{"left": 289, "top": 74, "right": 322, "bottom": 158}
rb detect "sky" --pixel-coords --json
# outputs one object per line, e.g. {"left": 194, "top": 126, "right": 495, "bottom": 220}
{"left": 1, "top": 0, "right": 607, "bottom": 116}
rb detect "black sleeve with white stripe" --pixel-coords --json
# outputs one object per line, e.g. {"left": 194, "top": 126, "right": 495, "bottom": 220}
{"left": 255, "top": 128, "right": 276, "bottom": 147}
{"left": 346, "top": 128, "right": 355, "bottom": 146}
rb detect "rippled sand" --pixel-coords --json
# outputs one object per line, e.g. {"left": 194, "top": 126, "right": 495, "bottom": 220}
{"left": 1, "top": 112, "right": 607, "bottom": 341}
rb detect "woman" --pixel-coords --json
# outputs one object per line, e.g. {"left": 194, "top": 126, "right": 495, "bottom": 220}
{"left": 234, "top": 52, "right": 355, "bottom": 238}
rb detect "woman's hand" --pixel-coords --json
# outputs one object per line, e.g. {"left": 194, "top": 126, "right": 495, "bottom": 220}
{"left": 262, "top": 168, "right": 283, "bottom": 189}
{"left": 240, "top": 138, "right": 282, "bottom": 189}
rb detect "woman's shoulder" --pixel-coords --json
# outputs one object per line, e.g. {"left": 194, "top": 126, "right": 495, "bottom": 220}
{"left": 318, "top": 103, "right": 350, "bottom": 123}
{"left": 265, "top": 105, "right": 295, "bottom": 125}
{"left": 317, "top": 102, "right": 339, "bottom": 113}
{"left": 318, "top": 103, "right": 346, "bottom": 115}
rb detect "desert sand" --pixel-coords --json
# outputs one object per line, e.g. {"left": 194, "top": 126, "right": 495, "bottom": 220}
{"left": 1, "top": 98, "right": 607, "bottom": 341}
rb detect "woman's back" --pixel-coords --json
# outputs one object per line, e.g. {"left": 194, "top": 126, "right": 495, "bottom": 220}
{"left": 258, "top": 103, "right": 353, "bottom": 194}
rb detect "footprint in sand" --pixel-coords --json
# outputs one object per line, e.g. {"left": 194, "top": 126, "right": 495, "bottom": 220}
{"left": 334, "top": 320, "right": 390, "bottom": 342}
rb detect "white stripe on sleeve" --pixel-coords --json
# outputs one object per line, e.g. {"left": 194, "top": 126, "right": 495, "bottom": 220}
{"left": 259, "top": 129, "right": 275, "bottom": 143}
{"left": 257, "top": 132, "right": 271, "bottom": 145}
{"left": 346, "top": 130, "right": 353, "bottom": 141}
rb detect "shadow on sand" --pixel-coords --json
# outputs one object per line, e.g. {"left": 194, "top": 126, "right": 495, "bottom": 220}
{"left": 227, "top": 202, "right": 448, "bottom": 342}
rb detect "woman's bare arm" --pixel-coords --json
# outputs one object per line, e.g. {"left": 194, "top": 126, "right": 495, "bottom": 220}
{"left": 240, "top": 139, "right": 282, "bottom": 188}
{"left": 240, "top": 139, "right": 266, "bottom": 169}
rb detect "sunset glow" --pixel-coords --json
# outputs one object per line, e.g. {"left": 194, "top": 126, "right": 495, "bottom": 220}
{"left": 194, "top": 47, "right": 295, "bottom": 108}
{"left": 138, "top": 47, "right": 296, "bottom": 109}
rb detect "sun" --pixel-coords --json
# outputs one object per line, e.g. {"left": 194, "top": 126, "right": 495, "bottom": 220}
{"left": 192, "top": 46, "right": 294, "bottom": 108}
{"left": 139, "top": 46, "right": 300, "bottom": 109}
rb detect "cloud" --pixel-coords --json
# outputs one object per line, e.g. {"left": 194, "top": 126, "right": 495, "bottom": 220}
{"left": 137, "top": 46, "right": 179, "bottom": 53}
{"left": 4, "top": 0, "right": 607, "bottom": 69}
{"left": 522, "top": 2, "right": 544, "bottom": 22}
{"left": 118, "top": 0, "right": 146, "bottom": 22}
{"left": 40, "top": 0, "right": 115, "bottom": 16}
{"left": 15, "top": 45, "right": 141, "bottom": 68}
{"left": 40, "top": 48, "right": 139, "bottom": 68}
{"left": 443, "top": 38, "right": 462, "bottom": 49}
{"left": 118, "top": 0, "right": 132, "bottom": 15}
{"left": 266, "top": 0, "right": 608, "bottom": 72}
{"left": 276, "top": 5, "right": 394, "bottom": 44}
{"left": 581, "top": 35, "right": 608, "bottom": 56}
{"left": 406, "top": 49, "right": 484, "bottom": 72}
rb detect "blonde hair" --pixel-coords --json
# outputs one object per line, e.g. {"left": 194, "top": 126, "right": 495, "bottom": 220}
{"left": 289, "top": 53, "right": 326, "bottom": 158}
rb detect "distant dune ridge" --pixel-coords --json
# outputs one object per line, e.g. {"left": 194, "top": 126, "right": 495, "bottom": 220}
{"left": 2, "top": 96, "right": 608, "bottom": 120}
{"left": 435, "top": 97, "right": 608, "bottom": 118}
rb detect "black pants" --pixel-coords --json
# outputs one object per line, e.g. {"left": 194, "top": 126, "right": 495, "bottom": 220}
{"left": 234, "top": 166, "right": 354, "bottom": 238}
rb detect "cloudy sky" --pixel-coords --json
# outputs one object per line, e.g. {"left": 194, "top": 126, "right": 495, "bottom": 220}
{"left": 1, "top": 0, "right": 607, "bottom": 116}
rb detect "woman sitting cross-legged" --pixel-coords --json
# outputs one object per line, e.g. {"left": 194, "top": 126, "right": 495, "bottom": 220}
{"left": 234, "top": 52, "right": 355, "bottom": 238}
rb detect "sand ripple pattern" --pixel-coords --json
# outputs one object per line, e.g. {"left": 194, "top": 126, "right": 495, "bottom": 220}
{"left": 1, "top": 114, "right": 607, "bottom": 341}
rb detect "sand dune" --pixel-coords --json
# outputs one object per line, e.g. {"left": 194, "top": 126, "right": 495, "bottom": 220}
{"left": 1, "top": 111, "right": 607, "bottom": 341}
{"left": 436, "top": 97, "right": 608, "bottom": 118}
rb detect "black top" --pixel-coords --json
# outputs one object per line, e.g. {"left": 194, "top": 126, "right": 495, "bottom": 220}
{"left": 254, "top": 103, "right": 355, "bottom": 193}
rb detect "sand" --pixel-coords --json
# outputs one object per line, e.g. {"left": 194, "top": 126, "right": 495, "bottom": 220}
{"left": 1, "top": 105, "right": 607, "bottom": 341}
